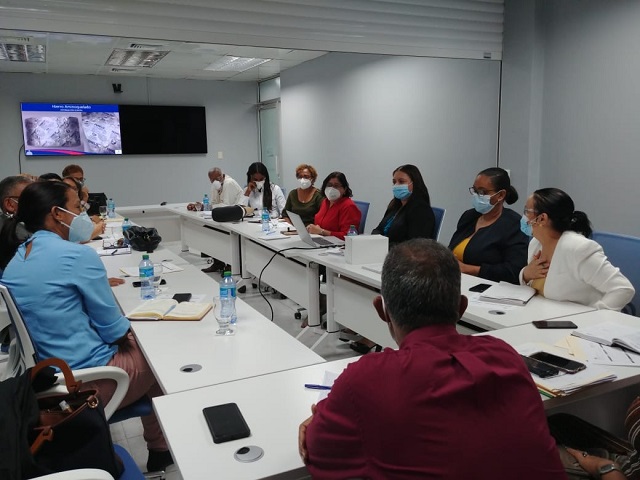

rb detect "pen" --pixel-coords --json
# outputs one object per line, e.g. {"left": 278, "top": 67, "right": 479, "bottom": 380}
{"left": 111, "top": 249, "right": 118, "bottom": 255}
{"left": 304, "top": 384, "right": 332, "bottom": 390}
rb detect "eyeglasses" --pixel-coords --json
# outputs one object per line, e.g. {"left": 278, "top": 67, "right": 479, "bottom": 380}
{"left": 469, "top": 187, "right": 496, "bottom": 196}
{"left": 523, "top": 208, "right": 538, "bottom": 216}
{"left": 6, "top": 196, "right": 19, "bottom": 204}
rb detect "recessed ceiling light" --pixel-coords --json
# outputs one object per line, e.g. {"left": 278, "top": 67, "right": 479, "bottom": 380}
{"left": 0, "top": 44, "right": 46, "bottom": 62}
{"left": 106, "top": 49, "right": 169, "bottom": 68}
{"left": 205, "top": 56, "right": 270, "bottom": 72}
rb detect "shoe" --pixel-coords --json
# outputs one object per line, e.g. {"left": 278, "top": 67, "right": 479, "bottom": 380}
{"left": 339, "top": 329, "right": 362, "bottom": 343}
{"left": 238, "top": 285, "right": 247, "bottom": 294}
{"left": 201, "top": 264, "right": 219, "bottom": 273}
{"left": 147, "top": 449, "right": 174, "bottom": 472}
{"left": 350, "top": 341, "right": 382, "bottom": 355}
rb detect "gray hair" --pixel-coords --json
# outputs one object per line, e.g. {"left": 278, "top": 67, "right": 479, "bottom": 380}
{"left": 208, "top": 167, "right": 223, "bottom": 175}
{"left": 0, "top": 176, "right": 32, "bottom": 212}
{"left": 381, "top": 239, "right": 461, "bottom": 330}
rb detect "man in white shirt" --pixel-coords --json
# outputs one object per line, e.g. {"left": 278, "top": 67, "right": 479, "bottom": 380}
{"left": 202, "top": 168, "right": 244, "bottom": 273}
{"left": 208, "top": 168, "right": 243, "bottom": 207}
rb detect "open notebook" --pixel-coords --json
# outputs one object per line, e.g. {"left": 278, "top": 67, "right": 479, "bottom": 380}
{"left": 127, "top": 298, "right": 212, "bottom": 321}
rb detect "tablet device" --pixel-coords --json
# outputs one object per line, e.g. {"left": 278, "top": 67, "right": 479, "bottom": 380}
{"left": 203, "top": 403, "right": 251, "bottom": 444}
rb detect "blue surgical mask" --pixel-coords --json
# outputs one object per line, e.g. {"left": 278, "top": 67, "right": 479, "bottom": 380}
{"left": 392, "top": 184, "right": 412, "bottom": 200}
{"left": 520, "top": 214, "right": 533, "bottom": 237}
{"left": 471, "top": 192, "right": 497, "bottom": 214}
{"left": 58, "top": 207, "right": 95, "bottom": 243}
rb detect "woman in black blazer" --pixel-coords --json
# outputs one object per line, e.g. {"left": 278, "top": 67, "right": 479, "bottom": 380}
{"left": 372, "top": 164, "right": 435, "bottom": 246}
{"left": 448, "top": 167, "right": 528, "bottom": 284}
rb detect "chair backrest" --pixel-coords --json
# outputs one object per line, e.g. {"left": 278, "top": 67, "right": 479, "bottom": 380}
{"left": 353, "top": 200, "right": 370, "bottom": 234}
{"left": 591, "top": 231, "right": 640, "bottom": 316}
{"left": 0, "top": 283, "right": 38, "bottom": 373}
{"left": 431, "top": 206, "right": 446, "bottom": 241}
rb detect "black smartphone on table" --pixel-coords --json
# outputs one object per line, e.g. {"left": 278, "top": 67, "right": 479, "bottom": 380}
{"left": 172, "top": 293, "right": 192, "bottom": 303}
{"left": 203, "top": 403, "right": 251, "bottom": 444}
{"left": 132, "top": 279, "right": 166, "bottom": 288}
{"left": 529, "top": 351, "right": 586, "bottom": 374}
{"left": 532, "top": 320, "right": 578, "bottom": 329}
{"left": 469, "top": 283, "right": 491, "bottom": 293}
{"left": 520, "top": 355, "right": 560, "bottom": 378}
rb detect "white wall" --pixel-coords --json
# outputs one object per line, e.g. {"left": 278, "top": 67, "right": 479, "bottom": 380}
{"left": 280, "top": 52, "right": 501, "bottom": 244}
{"left": 0, "top": 73, "right": 259, "bottom": 206}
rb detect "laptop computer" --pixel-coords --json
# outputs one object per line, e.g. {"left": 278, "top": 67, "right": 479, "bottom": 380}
{"left": 287, "top": 211, "right": 344, "bottom": 248}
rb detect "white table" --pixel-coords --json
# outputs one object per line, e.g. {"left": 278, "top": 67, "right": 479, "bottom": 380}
{"left": 153, "top": 358, "right": 357, "bottom": 480}
{"left": 100, "top": 245, "right": 325, "bottom": 395}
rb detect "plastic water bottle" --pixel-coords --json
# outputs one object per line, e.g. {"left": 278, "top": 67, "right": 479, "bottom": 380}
{"left": 107, "top": 198, "right": 116, "bottom": 218}
{"left": 219, "top": 271, "right": 237, "bottom": 325}
{"left": 347, "top": 225, "right": 359, "bottom": 236}
{"left": 261, "top": 207, "right": 270, "bottom": 233}
{"left": 202, "top": 194, "right": 210, "bottom": 211}
{"left": 139, "top": 254, "right": 155, "bottom": 300}
{"left": 121, "top": 218, "right": 132, "bottom": 246}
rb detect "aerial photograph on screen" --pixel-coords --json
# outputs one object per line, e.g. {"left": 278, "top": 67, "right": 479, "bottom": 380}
{"left": 21, "top": 103, "right": 122, "bottom": 156}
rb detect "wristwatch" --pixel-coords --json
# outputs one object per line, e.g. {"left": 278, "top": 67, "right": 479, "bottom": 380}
{"left": 598, "top": 463, "right": 622, "bottom": 477}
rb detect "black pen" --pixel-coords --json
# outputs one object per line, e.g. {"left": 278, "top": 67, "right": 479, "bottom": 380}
{"left": 111, "top": 249, "right": 118, "bottom": 255}
{"left": 304, "top": 384, "right": 331, "bottom": 390}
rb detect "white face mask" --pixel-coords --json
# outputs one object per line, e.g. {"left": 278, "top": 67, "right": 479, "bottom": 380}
{"left": 325, "top": 187, "right": 341, "bottom": 201}
{"left": 255, "top": 180, "right": 265, "bottom": 191}
{"left": 298, "top": 178, "right": 312, "bottom": 190}
{"left": 211, "top": 180, "right": 222, "bottom": 191}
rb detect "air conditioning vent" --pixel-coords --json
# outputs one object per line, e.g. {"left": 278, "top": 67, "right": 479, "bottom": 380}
{"left": 129, "top": 43, "right": 166, "bottom": 50}
{"left": 0, "top": 36, "right": 32, "bottom": 44}
{"left": 111, "top": 67, "right": 138, "bottom": 72}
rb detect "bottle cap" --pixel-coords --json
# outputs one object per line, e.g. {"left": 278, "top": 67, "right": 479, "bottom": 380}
{"left": 223, "top": 271, "right": 231, "bottom": 277}
{"left": 142, "top": 254, "right": 149, "bottom": 260}
{"left": 124, "top": 218, "right": 129, "bottom": 221}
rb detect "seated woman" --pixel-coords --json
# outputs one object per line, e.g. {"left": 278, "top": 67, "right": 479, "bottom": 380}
{"left": 306, "top": 171, "right": 361, "bottom": 240}
{"left": 242, "top": 162, "right": 286, "bottom": 216}
{"left": 372, "top": 164, "right": 435, "bottom": 245}
{"left": 282, "top": 164, "right": 323, "bottom": 226}
{"left": 448, "top": 167, "right": 528, "bottom": 284}
{"left": 520, "top": 188, "right": 634, "bottom": 310}
{"left": 63, "top": 176, "right": 105, "bottom": 240}
{"left": 0, "top": 181, "right": 172, "bottom": 472}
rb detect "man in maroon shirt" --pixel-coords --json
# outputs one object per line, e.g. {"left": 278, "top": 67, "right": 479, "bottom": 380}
{"left": 299, "top": 239, "right": 566, "bottom": 479}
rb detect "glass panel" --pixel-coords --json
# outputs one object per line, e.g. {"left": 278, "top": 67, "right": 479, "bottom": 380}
{"left": 259, "top": 104, "right": 281, "bottom": 185}
{"left": 259, "top": 77, "right": 280, "bottom": 102}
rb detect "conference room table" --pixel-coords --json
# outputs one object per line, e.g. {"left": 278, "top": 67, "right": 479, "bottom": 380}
{"left": 293, "top": 249, "right": 595, "bottom": 348}
{"left": 97, "top": 242, "right": 325, "bottom": 395}
{"left": 153, "top": 309, "right": 640, "bottom": 480}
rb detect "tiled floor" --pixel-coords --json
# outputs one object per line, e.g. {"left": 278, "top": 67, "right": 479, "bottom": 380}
{"left": 113, "top": 243, "right": 358, "bottom": 477}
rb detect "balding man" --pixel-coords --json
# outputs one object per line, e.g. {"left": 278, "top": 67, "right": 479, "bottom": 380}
{"left": 0, "top": 175, "right": 32, "bottom": 241}
{"left": 299, "top": 239, "right": 566, "bottom": 479}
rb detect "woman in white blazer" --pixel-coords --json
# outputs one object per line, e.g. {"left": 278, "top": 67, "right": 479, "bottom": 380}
{"left": 519, "top": 188, "right": 634, "bottom": 311}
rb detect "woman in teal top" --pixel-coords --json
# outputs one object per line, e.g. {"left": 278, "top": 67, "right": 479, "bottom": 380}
{"left": 0, "top": 181, "right": 172, "bottom": 471}
{"left": 283, "top": 163, "right": 324, "bottom": 225}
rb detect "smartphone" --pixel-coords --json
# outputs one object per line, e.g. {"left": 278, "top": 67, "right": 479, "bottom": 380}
{"left": 172, "top": 293, "right": 192, "bottom": 303}
{"left": 532, "top": 320, "right": 578, "bottom": 329}
{"left": 529, "top": 351, "right": 586, "bottom": 374}
{"left": 203, "top": 403, "right": 251, "bottom": 444}
{"left": 520, "top": 355, "right": 560, "bottom": 378}
{"left": 469, "top": 283, "right": 492, "bottom": 293}
{"left": 132, "top": 279, "right": 166, "bottom": 288}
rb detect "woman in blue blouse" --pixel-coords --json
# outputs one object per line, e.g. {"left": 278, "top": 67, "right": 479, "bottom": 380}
{"left": 0, "top": 181, "right": 172, "bottom": 472}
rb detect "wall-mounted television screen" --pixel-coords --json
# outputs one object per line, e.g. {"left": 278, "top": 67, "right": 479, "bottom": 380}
{"left": 21, "top": 103, "right": 122, "bottom": 156}
{"left": 20, "top": 103, "right": 207, "bottom": 156}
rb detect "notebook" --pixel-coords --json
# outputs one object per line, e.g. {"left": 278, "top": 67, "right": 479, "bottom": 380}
{"left": 287, "top": 211, "right": 344, "bottom": 247}
{"left": 127, "top": 299, "right": 212, "bottom": 321}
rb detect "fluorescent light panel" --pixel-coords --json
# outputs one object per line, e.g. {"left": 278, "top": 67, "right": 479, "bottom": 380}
{"left": 205, "top": 55, "right": 270, "bottom": 72}
{"left": 106, "top": 49, "right": 169, "bottom": 68}
{"left": 0, "top": 44, "right": 46, "bottom": 62}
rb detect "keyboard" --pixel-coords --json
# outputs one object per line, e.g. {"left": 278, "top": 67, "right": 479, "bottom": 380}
{"left": 313, "top": 237, "right": 335, "bottom": 246}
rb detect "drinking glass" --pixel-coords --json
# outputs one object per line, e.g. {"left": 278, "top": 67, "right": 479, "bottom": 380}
{"left": 99, "top": 205, "right": 108, "bottom": 220}
{"left": 152, "top": 264, "right": 163, "bottom": 294}
{"left": 270, "top": 210, "right": 279, "bottom": 232}
{"left": 214, "top": 297, "right": 235, "bottom": 336}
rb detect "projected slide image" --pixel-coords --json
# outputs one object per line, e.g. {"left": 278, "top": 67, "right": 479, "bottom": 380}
{"left": 24, "top": 116, "right": 81, "bottom": 148}
{"left": 82, "top": 112, "right": 122, "bottom": 154}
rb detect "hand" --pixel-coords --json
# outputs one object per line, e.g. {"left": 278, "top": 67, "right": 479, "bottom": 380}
{"left": 108, "top": 277, "right": 125, "bottom": 287}
{"left": 307, "top": 224, "right": 323, "bottom": 235}
{"left": 245, "top": 181, "right": 257, "bottom": 195}
{"left": 298, "top": 403, "right": 317, "bottom": 464}
{"left": 458, "top": 260, "right": 480, "bottom": 276}
{"left": 566, "top": 448, "right": 622, "bottom": 478}
{"left": 522, "top": 250, "right": 548, "bottom": 283}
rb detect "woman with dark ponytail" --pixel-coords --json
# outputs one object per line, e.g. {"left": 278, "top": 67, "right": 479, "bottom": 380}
{"left": 448, "top": 167, "right": 528, "bottom": 284}
{"left": 520, "top": 188, "right": 634, "bottom": 310}
{"left": 242, "top": 162, "right": 286, "bottom": 216}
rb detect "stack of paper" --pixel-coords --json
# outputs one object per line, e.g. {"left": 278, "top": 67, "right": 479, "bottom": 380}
{"left": 533, "top": 366, "right": 617, "bottom": 397}
{"left": 479, "top": 282, "right": 536, "bottom": 305}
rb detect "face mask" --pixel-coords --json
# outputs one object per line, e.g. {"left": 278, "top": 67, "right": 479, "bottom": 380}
{"left": 392, "top": 184, "right": 412, "bottom": 200}
{"left": 520, "top": 214, "right": 533, "bottom": 237}
{"left": 325, "top": 187, "right": 341, "bottom": 201}
{"left": 471, "top": 192, "right": 498, "bottom": 214}
{"left": 57, "top": 207, "right": 95, "bottom": 243}
{"left": 298, "top": 178, "right": 312, "bottom": 190}
{"left": 211, "top": 180, "right": 222, "bottom": 191}
{"left": 255, "top": 180, "right": 265, "bottom": 191}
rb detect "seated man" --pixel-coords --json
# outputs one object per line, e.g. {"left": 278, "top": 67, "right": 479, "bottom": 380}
{"left": 0, "top": 175, "right": 32, "bottom": 241}
{"left": 299, "top": 238, "right": 566, "bottom": 479}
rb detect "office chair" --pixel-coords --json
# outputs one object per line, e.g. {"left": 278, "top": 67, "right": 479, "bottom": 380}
{"left": 431, "top": 206, "right": 446, "bottom": 241}
{"left": 590, "top": 231, "right": 640, "bottom": 316}
{"left": 353, "top": 200, "right": 370, "bottom": 234}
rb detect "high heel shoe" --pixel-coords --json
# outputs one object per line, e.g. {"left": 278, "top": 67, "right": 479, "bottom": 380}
{"left": 349, "top": 341, "right": 382, "bottom": 355}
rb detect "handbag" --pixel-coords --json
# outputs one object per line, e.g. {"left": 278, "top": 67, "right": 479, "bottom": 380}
{"left": 123, "top": 225, "right": 162, "bottom": 252}
{"left": 210, "top": 205, "right": 246, "bottom": 222}
{"left": 27, "top": 358, "right": 124, "bottom": 479}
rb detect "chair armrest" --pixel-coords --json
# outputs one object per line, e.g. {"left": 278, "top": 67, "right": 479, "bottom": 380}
{"left": 37, "top": 366, "right": 129, "bottom": 421}
{"left": 32, "top": 468, "right": 115, "bottom": 480}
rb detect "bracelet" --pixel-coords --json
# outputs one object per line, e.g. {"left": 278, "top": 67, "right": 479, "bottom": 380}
{"left": 598, "top": 463, "right": 622, "bottom": 477}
